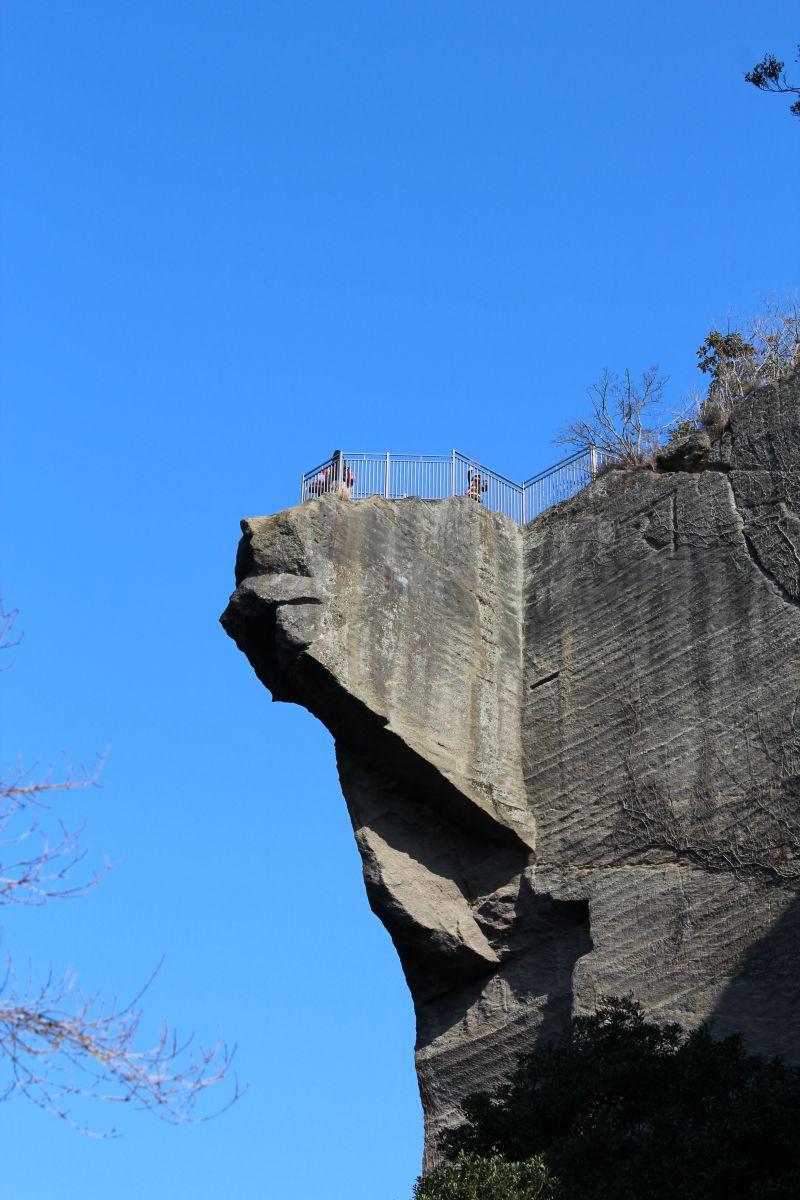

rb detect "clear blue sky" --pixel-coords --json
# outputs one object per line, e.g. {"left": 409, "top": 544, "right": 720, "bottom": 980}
{"left": 1, "top": 3, "right": 798, "bottom": 1197}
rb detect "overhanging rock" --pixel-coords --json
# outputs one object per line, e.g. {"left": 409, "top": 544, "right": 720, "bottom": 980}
{"left": 222, "top": 369, "right": 800, "bottom": 1167}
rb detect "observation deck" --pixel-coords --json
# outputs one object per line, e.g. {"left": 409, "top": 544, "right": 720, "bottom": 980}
{"left": 301, "top": 447, "right": 607, "bottom": 526}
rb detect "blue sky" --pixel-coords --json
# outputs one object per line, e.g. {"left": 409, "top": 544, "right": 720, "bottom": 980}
{"left": 1, "top": 3, "right": 798, "bottom": 1197}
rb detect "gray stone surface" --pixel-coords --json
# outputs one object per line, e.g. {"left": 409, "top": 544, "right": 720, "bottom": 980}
{"left": 221, "top": 369, "right": 800, "bottom": 1167}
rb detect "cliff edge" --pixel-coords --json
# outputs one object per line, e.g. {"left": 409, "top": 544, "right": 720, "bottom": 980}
{"left": 221, "top": 370, "right": 800, "bottom": 1166}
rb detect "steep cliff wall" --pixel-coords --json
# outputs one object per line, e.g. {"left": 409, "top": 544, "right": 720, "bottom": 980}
{"left": 221, "top": 369, "right": 800, "bottom": 1166}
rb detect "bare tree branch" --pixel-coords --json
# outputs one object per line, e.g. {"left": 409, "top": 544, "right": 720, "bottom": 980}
{"left": 0, "top": 601, "right": 22, "bottom": 671}
{"left": 0, "top": 962, "right": 237, "bottom": 1135}
{"left": 0, "top": 600, "right": 237, "bottom": 1130}
{"left": 555, "top": 366, "right": 674, "bottom": 467}
{"left": 0, "top": 757, "right": 108, "bottom": 907}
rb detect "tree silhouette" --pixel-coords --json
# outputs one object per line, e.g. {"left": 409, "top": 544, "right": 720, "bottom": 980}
{"left": 746, "top": 48, "right": 800, "bottom": 118}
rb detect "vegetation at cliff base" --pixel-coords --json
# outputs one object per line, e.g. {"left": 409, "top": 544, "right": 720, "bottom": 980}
{"left": 414, "top": 997, "right": 800, "bottom": 1200}
{"left": 414, "top": 1152, "right": 557, "bottom": 1200}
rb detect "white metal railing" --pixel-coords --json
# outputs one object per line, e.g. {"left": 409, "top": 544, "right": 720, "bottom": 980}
{"left": 522, "top": 447, "right": 614, "bottom": 522}
{"left": 300, "top": 447, "right": 611, "bottom": 526}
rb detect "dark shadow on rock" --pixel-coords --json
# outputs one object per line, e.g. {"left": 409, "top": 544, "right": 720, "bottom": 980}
{"left": 336, "top": 744, "right": 532, "bottom": 1004}
{"left": 504, "top": 881, "right": 592, "bottom": 1047}
{"left": 711, "top": 892, "right": 800, "bottom": 1061}
{"left": 415, "top": 883, "right": 592, "bottom": 1052}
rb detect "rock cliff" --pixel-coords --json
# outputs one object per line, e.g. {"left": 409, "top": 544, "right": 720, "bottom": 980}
{"left": 221, "top": 369, "right": 800, "bottom": 1166}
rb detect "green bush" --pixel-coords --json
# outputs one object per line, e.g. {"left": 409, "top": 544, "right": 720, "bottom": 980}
{"left": 434, "top": 997, "right": 800, "bottom": 1200}
{"left": 696, "top": 299, "right": 800, "bottom": 429}
{"left": 664, "top": 417, "right": 701, "bottom": 445}
{"left": 414, "top": 1151, "right": 558, "bottom": 1200}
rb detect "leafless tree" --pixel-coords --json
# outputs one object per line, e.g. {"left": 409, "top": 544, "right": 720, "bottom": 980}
{"left": 0, "top": 601, "right": 236, "bottom": 1133}
{"left": 555, "top": 366, "right": 675, "bottom": 467}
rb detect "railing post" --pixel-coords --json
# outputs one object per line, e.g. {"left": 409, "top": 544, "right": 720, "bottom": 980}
{"left": 521, "top": 484, "right": 526, "bottom": 526}
{"left": 450, "top": 450, "right": 456, "bottom": 496}
{"left": 589, "top": 444, "right": 597, "bottom": 480}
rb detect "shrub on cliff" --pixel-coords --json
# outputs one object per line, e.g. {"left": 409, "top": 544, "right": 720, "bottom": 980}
{"left": 696, "top": 299, "right": 800, "bottom": 429}
{"left": 413, "top": 1152, "right": 558, "bottom": 1200}
{"left": 427, "top": 997, "right": 800, "bottom": 1200}
{"left": 557, "top": 299, "right": 800, "bottom": 467}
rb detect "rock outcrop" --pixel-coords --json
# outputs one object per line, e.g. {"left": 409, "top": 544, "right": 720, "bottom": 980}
{"left": 221, "top": 370, "right": 800, "bottom": 1167}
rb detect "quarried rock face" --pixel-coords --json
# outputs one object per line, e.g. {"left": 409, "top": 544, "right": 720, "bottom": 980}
{"left": 221, "top": 370, "right": 800, "bottom": 1166}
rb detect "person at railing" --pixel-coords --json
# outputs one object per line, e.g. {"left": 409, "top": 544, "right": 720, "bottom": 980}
{"left": 465, "top": 468, "right": 488, "bottom": 503}
{"left": 307, "top": 449, "right": 355, "bottom": 499}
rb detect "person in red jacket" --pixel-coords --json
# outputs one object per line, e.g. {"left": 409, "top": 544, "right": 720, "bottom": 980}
{"left": 466, "top": 468, "right": 488, "bottom": 503}
{"left": 308, "top": 450, "right": 355, "bottom": 499}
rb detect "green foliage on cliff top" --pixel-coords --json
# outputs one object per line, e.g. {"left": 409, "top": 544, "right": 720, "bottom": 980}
{"left": 415, "top": 997, "right": 800, "bottom": 1200}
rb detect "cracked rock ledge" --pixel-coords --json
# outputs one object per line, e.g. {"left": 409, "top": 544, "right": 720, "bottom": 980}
{"left": 221, "top": 369, "right": 800, "bottom": 1167}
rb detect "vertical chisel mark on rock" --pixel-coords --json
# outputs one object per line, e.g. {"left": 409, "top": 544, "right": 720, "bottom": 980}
{"left": 642, "top": 490, "right": 678, "bottom": 552}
